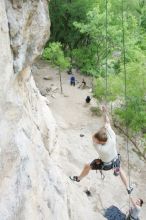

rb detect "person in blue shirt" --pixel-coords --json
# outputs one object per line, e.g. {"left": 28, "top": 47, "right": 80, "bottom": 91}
{"left": 70, "top": 75, "right": 75, "bottom": 86}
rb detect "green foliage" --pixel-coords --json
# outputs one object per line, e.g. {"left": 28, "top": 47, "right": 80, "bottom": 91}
{"left": 46, "top": 0, "right": 146, "bottom": 137}
{"left": 42, "top": 42, "right": 70, "bottom": 70}
{"left": 115, "top": 98, "right": 146, "bottom": 133}
{"left": 72, "top": 45, "right": 99, "bottom": 76}
{"left": 90, "top": 106, "right": 102, "bottom": 116}
{"left": 72, "top": 1, "right": 144, "bottom": 76}
{"left": 49, "top": 0, "right": 97, "bottom": 51}
{"left": 93, "top": 74, "right": 123, "bottom": 101}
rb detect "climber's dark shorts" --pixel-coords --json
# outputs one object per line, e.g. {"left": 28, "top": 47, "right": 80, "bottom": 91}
{"left": 90, "top": 157, "right": 121, "bottom": 171}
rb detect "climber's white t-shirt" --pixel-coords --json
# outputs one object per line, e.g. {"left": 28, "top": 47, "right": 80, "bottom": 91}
{"left": 95, "top": 123, "right": 117, "bottom": 163}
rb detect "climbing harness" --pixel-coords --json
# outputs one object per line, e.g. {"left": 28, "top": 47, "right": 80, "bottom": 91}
{"left": 99, "top": 170, "right": 105, "bottom": 180}
{"left": 98, "top": 154, "right": 121, "bottom": 180}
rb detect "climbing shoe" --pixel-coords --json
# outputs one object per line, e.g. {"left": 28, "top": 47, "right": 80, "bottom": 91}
{"left": 127, "top": 186, "right": 133, "bottom": 194}
{"left": 69, "top": 176, "right": 80, "bottom": 182}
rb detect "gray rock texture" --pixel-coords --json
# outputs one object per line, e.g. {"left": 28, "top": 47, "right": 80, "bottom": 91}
{"left": 1, "top": 1, "right": 145, "bottom": 220}
{"left": 0, "top": 1, "right": 100, "bottom": 218}
{"left": 0, "top": 1, "right": 65, "bottom": 219}
{"left": 6, "top": 0, "right": 50, "bottom": 73}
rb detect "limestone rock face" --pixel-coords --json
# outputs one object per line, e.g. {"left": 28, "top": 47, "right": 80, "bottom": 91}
{"left": 6, "top": 0, "right": 50, "bottom": 73}
{"left": 0, "top": 1, "right": 64, "bottom": 219}
{"left": 0, "top": 1, "right": 105, "bottom": 220}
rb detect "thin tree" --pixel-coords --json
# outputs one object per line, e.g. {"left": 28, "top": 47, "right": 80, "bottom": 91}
{"left": 42, "top": 42, "right": 70, "bottom": 94}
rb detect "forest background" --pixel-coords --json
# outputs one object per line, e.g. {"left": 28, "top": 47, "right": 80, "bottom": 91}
{"left": 43, "top": 0, "right": 146, "bottom": 156}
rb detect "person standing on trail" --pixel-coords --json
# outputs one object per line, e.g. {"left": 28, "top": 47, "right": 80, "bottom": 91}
{"left": 78, "top": 78, "right": 86, "bottom": 89}
{"left": 70, "top": 74, "right": 76, "bottom": 86}
{"left": 67, "top": 67, "right": 72, "bottom": 75}
{"left": 70, "top": 106, "right": 133, "bottom": 194}
{"left": 85, "top": 96, "right": 91, "bottom": 103}
{"left": 126, "top": 197, "right": 143, "bottom": 220}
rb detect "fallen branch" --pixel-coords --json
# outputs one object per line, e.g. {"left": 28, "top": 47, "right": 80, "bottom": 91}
{"left": 113, "top": 120, "right": 146, "bottom": 161}
{"left": 43, "top": 77, "right": 52, "bottom": 80}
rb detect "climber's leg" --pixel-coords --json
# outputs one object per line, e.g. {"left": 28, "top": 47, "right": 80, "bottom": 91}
{"left": 70, "top": 159, "right": 102, "bottom": 182}
{"left": 78, "top": 164, "right": 91, "bottom": 180}
{"left": 69, "top": 164, "right": 91, "bottom": 182}
{"left": 119, "top": 168, "right": 133, "bottom": 194}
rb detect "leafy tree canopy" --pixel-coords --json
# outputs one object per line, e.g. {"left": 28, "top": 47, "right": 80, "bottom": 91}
{"left": 43, "top": 0, "right": 146, "bottom": 139}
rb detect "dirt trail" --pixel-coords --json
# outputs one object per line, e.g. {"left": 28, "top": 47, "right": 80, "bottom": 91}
{"left": 33, "top": 60, "right": 146, "bottom": 219}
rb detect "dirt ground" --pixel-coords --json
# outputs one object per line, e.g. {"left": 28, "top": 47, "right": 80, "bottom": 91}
{"left": 33, "top": 60, "right": 146, "bottom": 219}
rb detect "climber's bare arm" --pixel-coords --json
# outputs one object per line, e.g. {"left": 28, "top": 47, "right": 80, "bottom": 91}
{"left": 101, "top": 105, "right": 110, "bottom": 124}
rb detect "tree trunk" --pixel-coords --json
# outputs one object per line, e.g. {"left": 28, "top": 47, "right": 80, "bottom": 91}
{"left": 59, "top": 66, "right": 63, "bottom": 94}
{"left": 113, "top": 120, "right": 146, "bottom": 160}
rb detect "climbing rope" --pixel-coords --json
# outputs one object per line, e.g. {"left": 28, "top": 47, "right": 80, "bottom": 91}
{"left": 105, "top": 0, "right": 108, "bottom": 102}
{"left": 121, "top": 0, "right": 131, "bottom": 211}
{"left": 104, "top": 0, "right": 131, "bottom": 212}
{"left": 98, "top": 0, "right": 108, "bottom": 181}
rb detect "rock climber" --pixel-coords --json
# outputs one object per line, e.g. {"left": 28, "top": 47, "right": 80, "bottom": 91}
{"left": 70, "top": 105, "right": 133, "bottom": 194}
{"left": 126, "top": 196, "right": 143, "bottom": 220}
